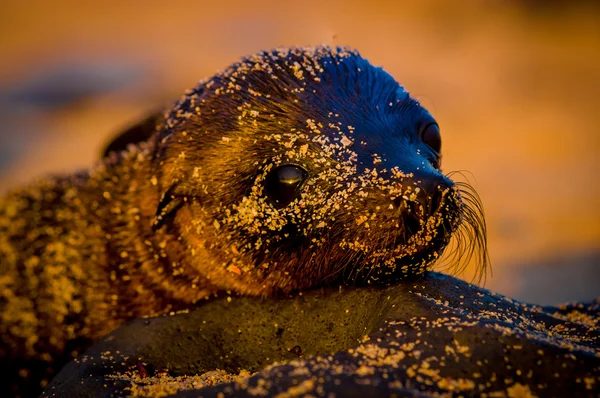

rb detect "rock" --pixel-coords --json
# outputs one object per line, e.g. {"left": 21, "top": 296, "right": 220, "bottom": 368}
{"left": 42, "top": 273, "right": 600, "bottom": 397}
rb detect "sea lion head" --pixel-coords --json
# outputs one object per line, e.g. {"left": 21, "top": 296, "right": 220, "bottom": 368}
{"left": 148, "top": 46, "right": 488, "bottom": 294}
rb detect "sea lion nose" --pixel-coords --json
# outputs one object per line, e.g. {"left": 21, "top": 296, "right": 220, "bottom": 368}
{"left": 395, "top": 170, "right": 455, "bottom": 217}
{"left": 394, "top": 171, "right": 454, "bottom": 240}
{"left": 418, "top": 173, "right": 455, "bottom": 216}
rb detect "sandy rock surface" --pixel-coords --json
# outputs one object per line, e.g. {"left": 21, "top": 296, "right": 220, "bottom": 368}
{"left": 43, "top": 273, "right": 599, "bottom": 397}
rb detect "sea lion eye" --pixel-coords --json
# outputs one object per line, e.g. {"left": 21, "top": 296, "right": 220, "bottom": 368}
{"left": 420, "top": 122, "right": 442, "bottom": 154}
{"left": 265, "top": 165, "right": 308, "bottom": 207}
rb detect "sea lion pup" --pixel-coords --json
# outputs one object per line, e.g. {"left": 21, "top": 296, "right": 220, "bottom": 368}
{"left": 0, "top": 46, "right": 487, "bottom": 391}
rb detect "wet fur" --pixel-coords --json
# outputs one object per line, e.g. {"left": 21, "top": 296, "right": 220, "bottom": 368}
{"left": 0, "top": 46, "right": 488, "bottom": 394}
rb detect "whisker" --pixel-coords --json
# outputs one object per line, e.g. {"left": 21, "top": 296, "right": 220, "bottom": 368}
{"left": 436, "top": 176, "right": 491, "bottom": 285}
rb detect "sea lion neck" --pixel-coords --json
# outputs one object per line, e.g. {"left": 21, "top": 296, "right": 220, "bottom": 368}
{"left": 85, "top": 142, "right": 160, "bottom": 238}
{"left": 82, "top": 142, "right": 217, "bottom": 319}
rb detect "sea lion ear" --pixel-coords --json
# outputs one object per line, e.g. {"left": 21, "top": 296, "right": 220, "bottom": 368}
{"left": 102, "top": 110, "right": 164, "bottom": 158}
{"left": 152, "top": 185, "right": 185, "bottom": 231}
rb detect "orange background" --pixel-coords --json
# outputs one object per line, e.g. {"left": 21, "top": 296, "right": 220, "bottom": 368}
{"left": 1, "top": 0, "right": 598, "bottom": 305}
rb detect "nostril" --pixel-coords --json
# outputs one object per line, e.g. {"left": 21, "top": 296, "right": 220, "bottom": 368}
{"left": 401, "top": 203, "right": 422, "bottom": 239}
{"left": 393, "top": 173, "right": 456, "bottom": 236}
{"left": 399, "top": 185, "right": 451, "bottom": 222}
{"left": 429, "top": 189, "right": 443, "bottom": 216}
{"left": 423, "top": 176, "right": 455, "bottom": 216}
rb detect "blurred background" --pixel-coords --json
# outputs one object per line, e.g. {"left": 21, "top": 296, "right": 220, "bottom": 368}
{"left": 0, "top": 0, "right": 598, "bottom": 305}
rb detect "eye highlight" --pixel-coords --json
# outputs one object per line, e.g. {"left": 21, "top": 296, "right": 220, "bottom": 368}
{"left": 265, "top": 165, "right": 308, "bottom": 208}
{"left": 419, "top": 122, "right": 442, "bottom": 154}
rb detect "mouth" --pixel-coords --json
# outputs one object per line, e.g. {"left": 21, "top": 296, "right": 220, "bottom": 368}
{"left": 393, "top": 229, "right": 451, "bottom": 274}
{"left": 390, "top": 178, "right": 490, "bottom": 283}
{"left": 348, "top": 192, "right": 464, "bottom": 283}
{"left": 398, "top": 193, "right": 460, "bottom": 244}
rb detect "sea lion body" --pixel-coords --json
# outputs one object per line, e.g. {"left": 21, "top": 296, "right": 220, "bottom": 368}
{"left": 0, "top": 46, "right": 486, "bottom": 394}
